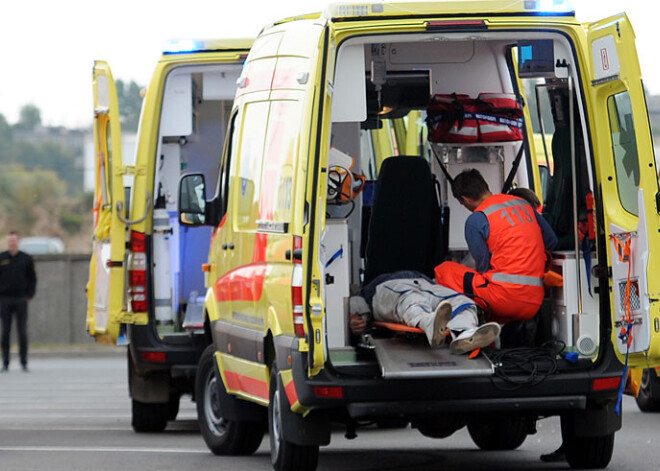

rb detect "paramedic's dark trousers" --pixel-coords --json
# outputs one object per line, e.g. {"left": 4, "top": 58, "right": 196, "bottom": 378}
{"left": 1, "top": 297, "right": 29, "bottom": 368}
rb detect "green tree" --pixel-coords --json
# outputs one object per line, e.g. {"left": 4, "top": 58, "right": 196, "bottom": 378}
{"left": 0, "top": 164, "right": 66, "bottom": 233}
{"left": 116, "top": 79, "right": 143, "bottom": 133}
{"left": 0, "top": 113, "right": 12, "bottom": 163}
{"left": 11, "top": 140, "right": 80, "bottom": 194}
{"left": 14, "top": 104, "right": 42, "bottom": 131}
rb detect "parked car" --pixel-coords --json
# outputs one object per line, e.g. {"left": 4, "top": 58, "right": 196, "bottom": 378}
{"left": 19, "top": 237, "right": 65, "bottom": 255}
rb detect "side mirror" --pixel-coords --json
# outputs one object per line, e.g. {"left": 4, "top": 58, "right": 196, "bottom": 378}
{"left": 538, "top": 164, "right": 551, "bottom": 202}
{"left": 178, "top": 173, "right": 207, "bottom": 226}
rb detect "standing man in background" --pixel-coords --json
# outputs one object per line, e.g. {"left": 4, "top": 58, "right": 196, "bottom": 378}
{"left": 0, "top": 231, "right": 37, "bottom": 372}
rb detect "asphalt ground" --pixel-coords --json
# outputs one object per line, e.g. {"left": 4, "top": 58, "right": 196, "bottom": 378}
{"left": 0, "top": 349, "right": 658, "bottom": 471}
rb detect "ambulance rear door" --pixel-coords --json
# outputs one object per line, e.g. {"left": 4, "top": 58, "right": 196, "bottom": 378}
{"left": 586, "top": 14, "right": 660, "bottom": 365}
{"left": 86, "top": 61, "right": 133, "bottom": 344}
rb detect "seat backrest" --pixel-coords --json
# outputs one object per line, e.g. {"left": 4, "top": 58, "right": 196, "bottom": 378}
{"left": 364, "top": 156, "right": 441, "bottom": 284}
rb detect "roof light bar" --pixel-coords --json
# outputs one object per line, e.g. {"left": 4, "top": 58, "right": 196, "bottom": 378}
{"left": 526, "top": 0, "right": 574, "bottom": 14}
{"left": 163, "top": 39, "right": 203, "bottom": 54}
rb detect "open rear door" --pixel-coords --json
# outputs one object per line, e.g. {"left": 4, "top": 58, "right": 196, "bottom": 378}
{"left": 586, "top": 15, "right": 660, "bottom": 365}
{"left": 86, "top": 61, "right": 128, "bottom": 344}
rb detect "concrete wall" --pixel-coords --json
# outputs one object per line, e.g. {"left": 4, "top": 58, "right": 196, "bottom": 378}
{"left": 6, "top": 254, "right": 96, "bottom": 346}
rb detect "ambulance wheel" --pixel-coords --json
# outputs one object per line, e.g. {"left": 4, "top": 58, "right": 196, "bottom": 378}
{"left": 196, "top": 345, "right": 264, "bottom": 455}
{"left": 561, "top": 417, "right": 614, "bottom": 469}
{"left": 131, "top": 400, "right": 168, "bottom": 433}
{"left": 635, "top": 369, "right": 660, "bottom": 412}
{"left": 269, "top": 365, "right": 319, "bottom": 471}
{"left": 167, "top": 393, "right": 180, "bottom": 421}
{"left": 467, "top": 416, "right": 529, "bottom": 450}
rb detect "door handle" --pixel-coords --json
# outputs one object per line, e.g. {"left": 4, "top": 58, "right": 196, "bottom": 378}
{"left": 222, "top": 243, "right": 235, "bottom": 250}
{"left": 117, "top": 190, "right": 151, "bottom": 225}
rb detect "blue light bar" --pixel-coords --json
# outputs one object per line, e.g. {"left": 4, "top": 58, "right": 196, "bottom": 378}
{"left": 535, "top": 0, "right": 574, "bottom": 13}
{"left": 163, "top": 39, "right": 204, "bottom": 54}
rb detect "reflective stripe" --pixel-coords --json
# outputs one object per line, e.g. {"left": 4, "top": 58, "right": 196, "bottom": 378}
{"left": 481, "top": 198, "right": 531, "bottom": 216}
{"left": 491, "top": 272, "right": 544, "bottom": 287}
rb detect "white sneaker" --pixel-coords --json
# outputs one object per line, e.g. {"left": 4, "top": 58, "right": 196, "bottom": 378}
{"left": 431, "top": 301, "right": 452, "bottom": 347}
{"left": 450, "top": 322, "right": 501, "bottom": 354}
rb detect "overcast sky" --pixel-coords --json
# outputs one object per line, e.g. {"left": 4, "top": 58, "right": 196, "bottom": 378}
{"left": 0, "top": 0, "right": 656, "bottom": 128}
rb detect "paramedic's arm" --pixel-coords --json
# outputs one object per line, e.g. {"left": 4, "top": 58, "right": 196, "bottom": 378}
{"left": 534, "top": 211, "right": 559, "bottom": 252}
{"left": 464, "top": 212, "right": 490, "bottom": 273}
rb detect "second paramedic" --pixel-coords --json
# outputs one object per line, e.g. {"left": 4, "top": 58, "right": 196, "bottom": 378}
{"left": 435, "top": 169, "right": 557, "bottom": 324}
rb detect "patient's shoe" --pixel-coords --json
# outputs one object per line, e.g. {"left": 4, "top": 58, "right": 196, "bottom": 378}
{"left": 431, "top": 301, "right": 452, "bottom": 347}
{"left": 450, "top": 322, "right": 501, "bottom": 354}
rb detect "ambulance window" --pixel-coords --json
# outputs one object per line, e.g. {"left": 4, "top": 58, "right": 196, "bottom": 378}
{"left": 359, "top": 130, "right": 377, "bottom": 180}
{"left": 219, "top": 112, "right": 239, "bottom": 218}
{"left": 523, "top": 79, "right": 555, "bottom": 170}
{"left": 236, "top": 102, "right": 269, "bottom": 229}
{"left": 261, "top": 101, "right": 301, "bottom": 223}
{"left": 235, "top": 100, "right": 300, "bottom": 228}
{"left": 607, "top": 91, "right": 640, "bottom": 215}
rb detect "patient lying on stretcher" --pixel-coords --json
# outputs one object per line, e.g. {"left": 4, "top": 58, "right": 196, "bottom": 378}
{"left": 349, "top": 271, "right": 500, "bottom": 354}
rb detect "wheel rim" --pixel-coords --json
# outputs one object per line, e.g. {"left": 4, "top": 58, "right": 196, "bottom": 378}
{"left": 270, "top": 388, "right": 282, "bottom": 458}
{"left": 641, "top": 369, "right": 651, "bottom": 390}
{"left": 204, "top": 373, "right": 228, "bottom": 438}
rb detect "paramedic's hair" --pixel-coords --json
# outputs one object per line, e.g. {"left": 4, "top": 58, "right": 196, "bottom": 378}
{"left": 451, "top": 169, "right": 490, "bottom": 201}
{"left": 8, "top": 230, "right": 19, "bottom": 237}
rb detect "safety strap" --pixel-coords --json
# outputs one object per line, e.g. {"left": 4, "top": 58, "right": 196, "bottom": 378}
{"left": 581, "top": 233, "right": 593, "bottom": 296}
{"left": 582, "top": 192, "right": 596, "bottom": 296}
{"left": 430, "top": 145, "right": 454, "bottom": 185}
{"left": 611, "top": 232, "right": 634, "bottom": 416}
{"left": 501, "top": 143, "right": 526, "bottom": 194}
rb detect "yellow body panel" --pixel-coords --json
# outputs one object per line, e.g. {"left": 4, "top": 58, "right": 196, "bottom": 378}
{"left": 216, "top": 351, "right": 270, "bottom": 406}
{"left": 582, "top": 15, "right": 660, "bottom": 366}
{"left": 86, "top": 44, "right": 252, "bottom": 345}
{"left": 86, "top": 61, "right": 134, "bottom": 343}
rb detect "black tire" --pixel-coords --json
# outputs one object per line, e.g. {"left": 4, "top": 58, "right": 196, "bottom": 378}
{"left": 132, "top": 400, "right": 168, "bottom": 433}
{"left": 376, "top": 418, "right": 409, "bottom": 429}
{"left": 467, "top": 416, "right": 529, "bottom": 451}
{"left": 269, "top": 365, "right": 319, "bottom": 471}
{"left": 562, "top": 417, "right": 614, "bottom": 469}
{"left": 636, "top": 369, "right": 660, "bottom": 412}
{"left": 167, "top": 393, "right": 181, "bottom": 421}
{"left": 196, "top": 345, "right": 264, "bottom": 455}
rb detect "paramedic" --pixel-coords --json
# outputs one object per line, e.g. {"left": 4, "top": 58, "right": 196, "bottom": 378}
{"left": 0, "top": 231, "right": 37, "bottom": 372}
{"left": 435, "top": 169, "right": 557, "bottom": 323}
{"left": 349, "top": 271, "right": 500, "bottom": 354}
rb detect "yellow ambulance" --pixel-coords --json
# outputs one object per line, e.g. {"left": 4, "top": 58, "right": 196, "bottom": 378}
{"left": 178, "top": 2, "right": 660, "bottom": 469}
{"left": 628, "top": 366, "right": 660, "bottom": 411}
{"left": 86, "top": 39, "right": 252, "bottom": 432}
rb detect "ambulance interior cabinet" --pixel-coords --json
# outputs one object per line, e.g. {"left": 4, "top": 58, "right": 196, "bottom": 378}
{"left": 549, "top": 251, "right": 599, "bottom": 357}
{"left": 323, "top": 220, "right": 351, "bottom": 348}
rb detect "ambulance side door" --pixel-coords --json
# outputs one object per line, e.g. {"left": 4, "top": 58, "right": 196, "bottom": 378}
{"left": 586, "top": 14, "right": 660, "bottom": 364}
{"left": 86, "top": 61, "right": 129, "bottom": 344}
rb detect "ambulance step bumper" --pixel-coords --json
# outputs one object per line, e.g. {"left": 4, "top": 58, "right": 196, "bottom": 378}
{"left": 346, "top": 395, "right": 587, "bottom": 419}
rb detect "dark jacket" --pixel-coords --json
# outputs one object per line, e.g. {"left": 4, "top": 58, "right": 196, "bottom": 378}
{"left": 0, "top": 251, "right": 37, "bottom": 299}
